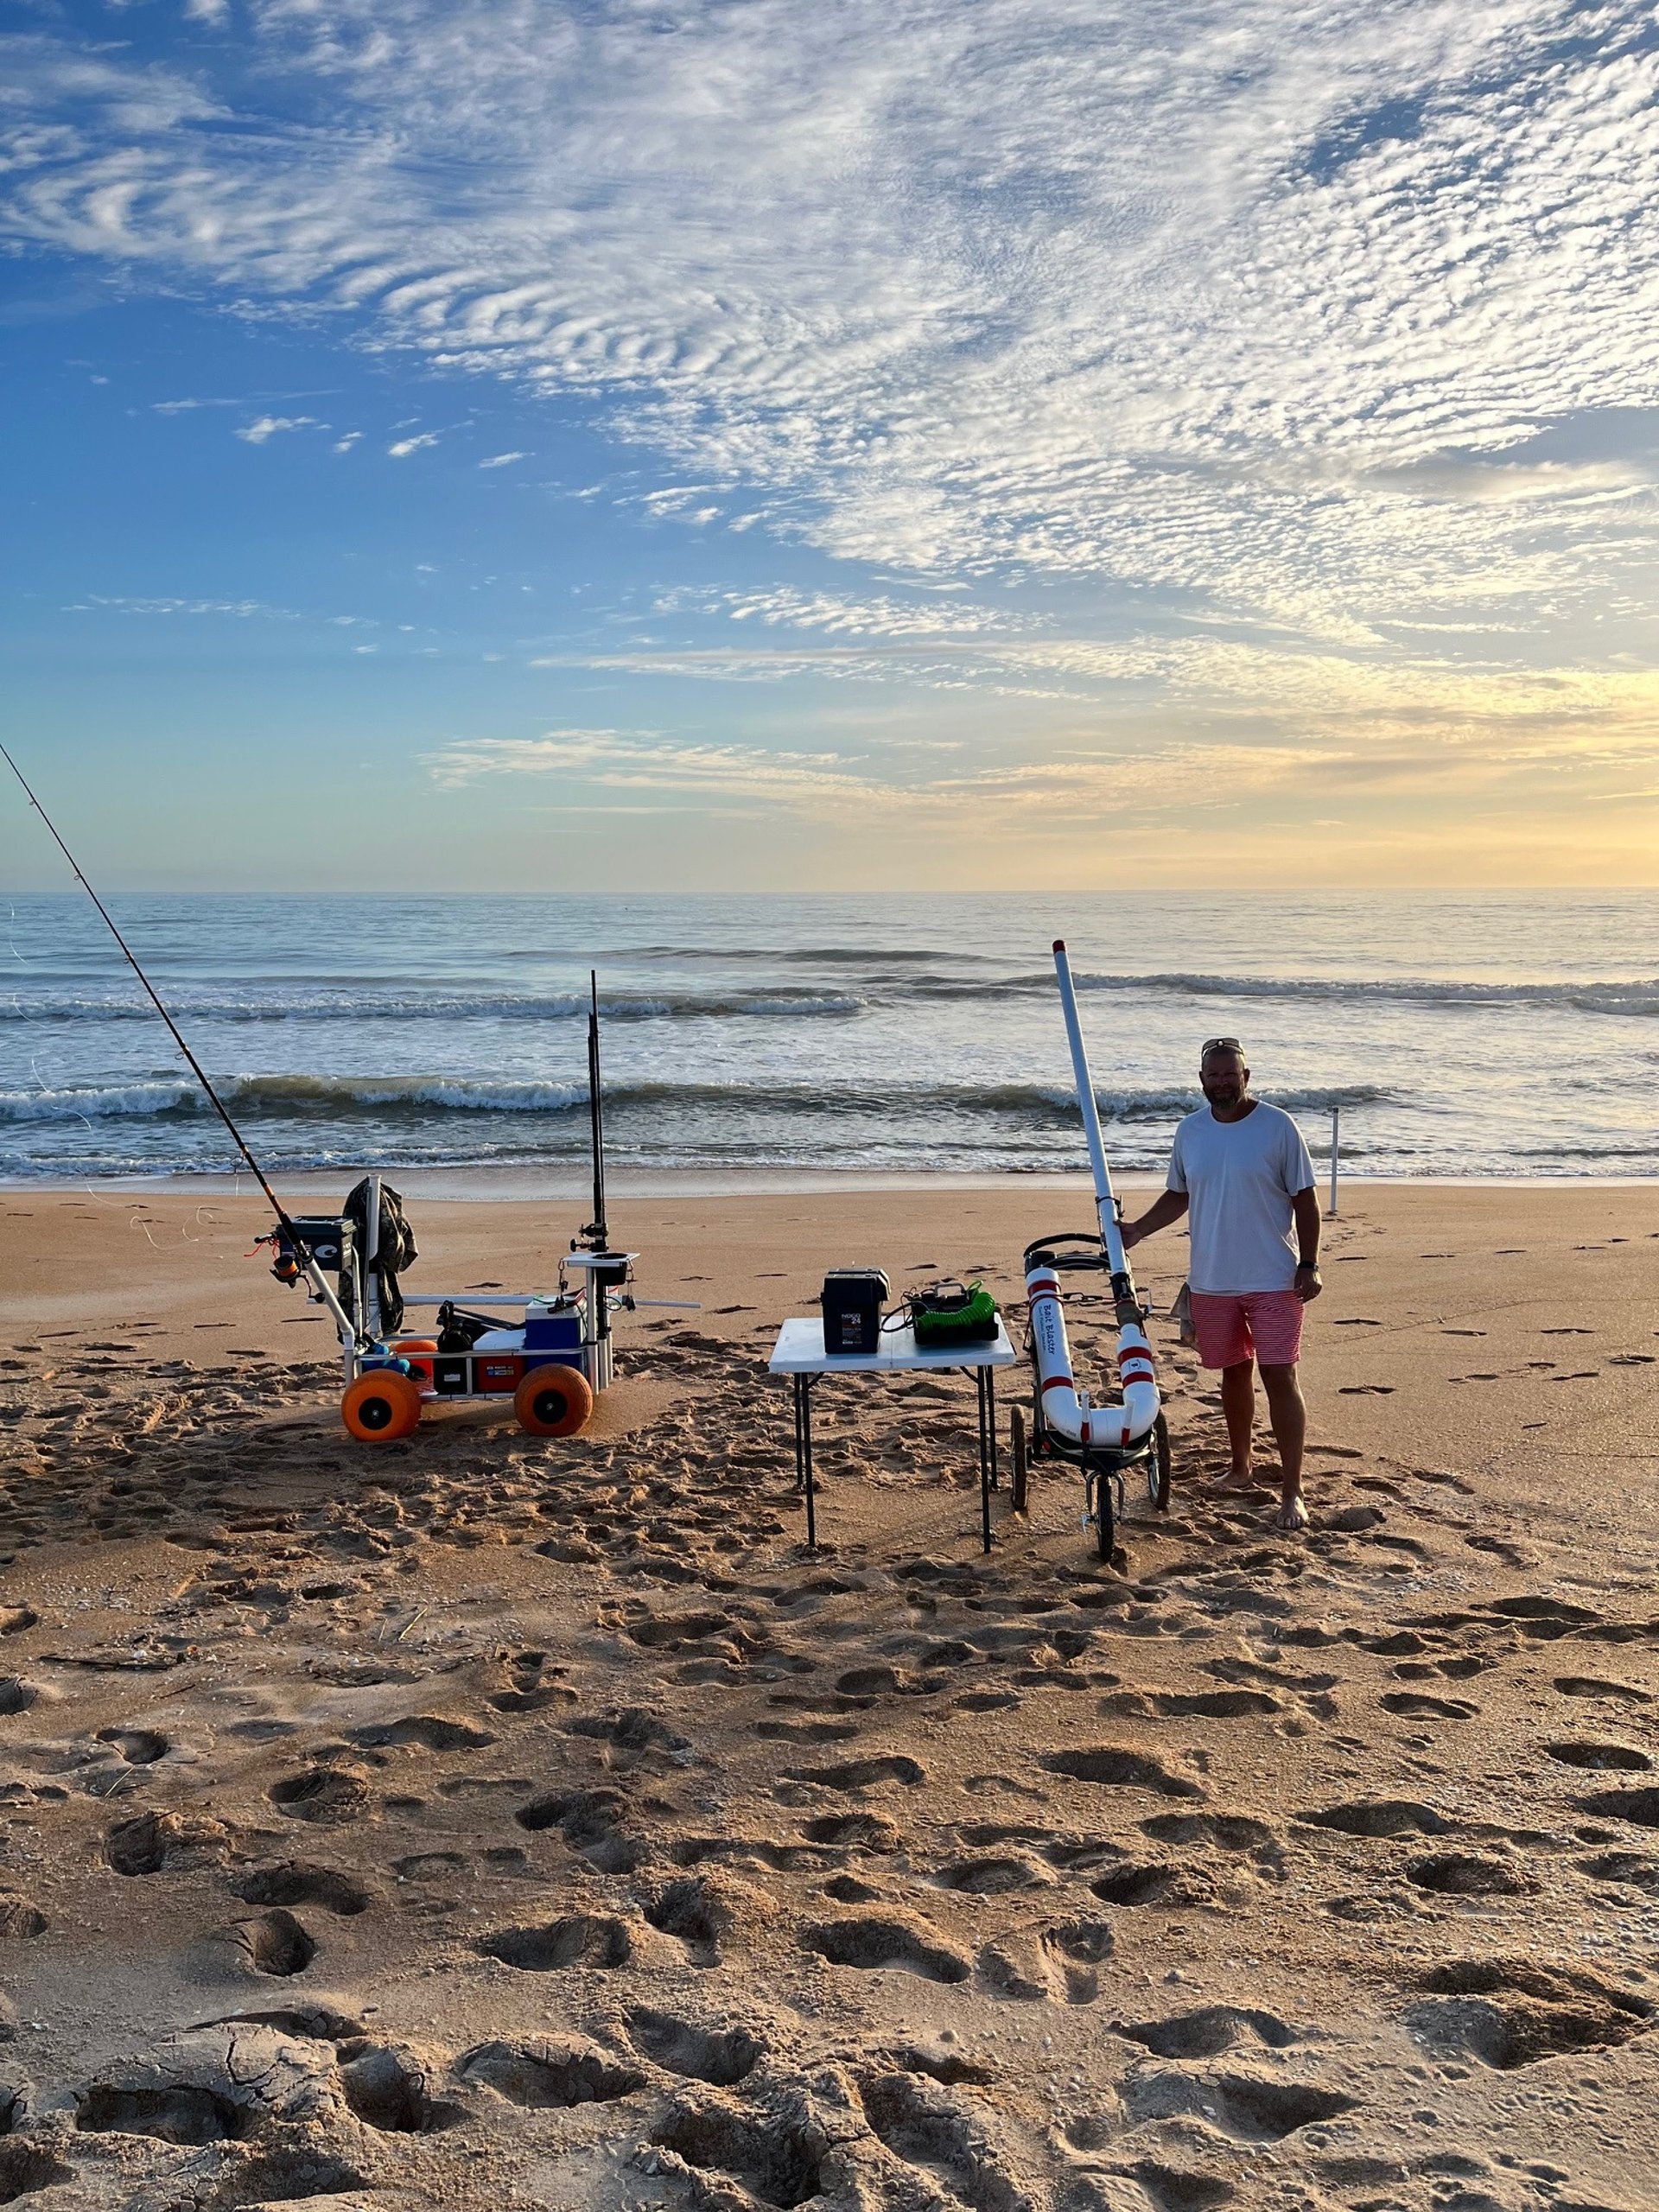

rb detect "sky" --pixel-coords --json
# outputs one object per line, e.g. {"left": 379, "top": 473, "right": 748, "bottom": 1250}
{"left": 3, "top": 0, "right": 1659, "bottom": 892}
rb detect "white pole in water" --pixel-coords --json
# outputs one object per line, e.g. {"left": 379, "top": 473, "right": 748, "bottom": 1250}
{"left": 1051, "top": 939, "right": 1126, "bottom": 1273}
{"left": 1328, "top": 1106, "right": 1340, "bottom": 1217}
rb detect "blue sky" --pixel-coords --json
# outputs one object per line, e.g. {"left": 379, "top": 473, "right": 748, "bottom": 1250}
{"left": 3, "top": 0, "right": 1658, "bottom": 890}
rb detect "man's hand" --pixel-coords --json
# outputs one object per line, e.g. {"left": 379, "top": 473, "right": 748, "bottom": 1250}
{"left": 1121, "top": 1191, "right": 1189, "bottom": 1250}
{"left": 1291, "top": 1188, "right": 1321, "bottom": 1300}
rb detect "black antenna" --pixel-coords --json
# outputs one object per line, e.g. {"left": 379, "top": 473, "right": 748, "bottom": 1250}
{"left": 582, "top": 968, "right": 608, "bottom": 1250}
{"left": 2, "top": 743, "right": 307, "bottom": 1244}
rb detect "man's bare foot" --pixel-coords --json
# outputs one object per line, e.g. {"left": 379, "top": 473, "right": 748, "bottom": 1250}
{"left": 1275, "top": 1493, "right": 1309, "bottom": 1530}
{"left": 1213, "top": 1469, "right": 1268, "bottom": 1493}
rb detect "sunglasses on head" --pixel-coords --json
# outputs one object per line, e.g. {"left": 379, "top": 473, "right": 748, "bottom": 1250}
{"left": 1201, "top": 1036, "right": 1243, "bottom": 1058}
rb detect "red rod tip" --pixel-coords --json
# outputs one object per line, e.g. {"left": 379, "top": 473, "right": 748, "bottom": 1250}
{"left": 1052, "top": 938, "right": 1066, "bottom": 953}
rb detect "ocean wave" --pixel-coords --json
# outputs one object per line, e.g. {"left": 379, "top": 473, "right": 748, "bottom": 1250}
{"left": 1058, "top": 972, "right": 1659, "bottom": 1018}
{"left": 0, "top": 1074, "right": 1388, "bottom": 1127}
{"left": 0, "top": 988, "right": 865, "bottom": 1025}
{"left": 10, "top": 968, "right": 1656, "bottom": 1023}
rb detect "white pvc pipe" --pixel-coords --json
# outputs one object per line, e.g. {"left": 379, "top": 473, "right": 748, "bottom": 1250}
{"left": 1328, "top": 1105, "right": 1340, "bottom": 1217}
{"left": 1026, "top": 1261, "right": 1159, "bottom": 1449}
{"left": 1032, "top": 939, "right": 1160, "bottom": 1451}
{"left": 1052, "top": 939, "right": 1125, "bottom": 1268}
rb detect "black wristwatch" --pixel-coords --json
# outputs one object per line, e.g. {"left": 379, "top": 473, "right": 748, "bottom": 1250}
{"left": 1296, "top": 1260, "right": 1319, "bottom": 1273}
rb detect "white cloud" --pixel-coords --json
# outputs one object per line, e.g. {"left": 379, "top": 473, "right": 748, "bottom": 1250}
{"left": 7, "top": 0, "right": 1659, "bottom": 760}
{"left": 479, "top": 450, "right": 524, "bottom": 467}
{"left": 387, "top": 430, "right": 438, "bottom": 457}
{"left": 236, "top": 414, "right": 320, "bottom": 444}
{"left": 333, "top": 429, "right": 361, "bottom": 452}
{"left": 658, "top": 584, "right": 1050, "bottom": 639}
{"left": 66, "top": 594, "right": 301, "bottom": 618}
{"left": 423, "top": 723, "right": 1352, "bottom": 826}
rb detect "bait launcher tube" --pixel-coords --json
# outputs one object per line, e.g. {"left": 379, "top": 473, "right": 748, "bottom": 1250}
{"left": 1025, "top": 939, "right": 1160, "bottom": 1451}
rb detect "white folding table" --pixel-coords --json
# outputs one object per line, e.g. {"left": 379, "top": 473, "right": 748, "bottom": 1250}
{"left": 767, "top": 1317, "right": 1019, "bottom": 1554}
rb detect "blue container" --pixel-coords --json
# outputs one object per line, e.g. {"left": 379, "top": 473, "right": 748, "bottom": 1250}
{"left": 524, "top": 1311, "right": 582, "bottom": 1354}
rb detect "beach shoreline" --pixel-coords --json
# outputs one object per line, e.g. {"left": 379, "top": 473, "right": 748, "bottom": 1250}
{"left": 3, "top": 1165, "right": 1656, "bottom": 1203}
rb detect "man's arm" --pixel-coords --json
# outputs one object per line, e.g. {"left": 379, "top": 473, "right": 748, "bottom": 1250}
{"left": 1121, "top": 1190, "right": 1189, "bottom": 1249}
{"left": 1291, "top": 1186, "right": 1322, "bottom": 1301}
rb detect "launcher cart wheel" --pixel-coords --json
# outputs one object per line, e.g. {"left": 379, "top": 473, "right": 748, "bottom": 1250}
{"left": 1148, "top": 1412, "right": 1172, "bottom": 1514}
{"left": 515, "top": 1363, "right": 594, "bottom": 1439}
{"left": 342, "top": 1369, "right": 423, "bottom": 1443}
{"left": 1092, "top": 1464, "right": 1116, "bottom": 1563}
{"left": 1010, "top": 1407, "right": 1029, "bottom": 1516}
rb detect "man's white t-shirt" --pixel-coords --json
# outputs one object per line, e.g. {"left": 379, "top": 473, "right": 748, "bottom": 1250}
{"left": 1166, "top": 1101, "right": 1316, "bottom": 1295}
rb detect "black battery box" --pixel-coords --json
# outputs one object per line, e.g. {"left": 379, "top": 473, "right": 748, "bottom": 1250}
{"left": 821, "top": 1268, "right": 890, "bottom": 1355}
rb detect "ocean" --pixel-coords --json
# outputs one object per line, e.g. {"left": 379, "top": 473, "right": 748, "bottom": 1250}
{"left": 1, "top": 892, "right": 1655, "bottom": 1186}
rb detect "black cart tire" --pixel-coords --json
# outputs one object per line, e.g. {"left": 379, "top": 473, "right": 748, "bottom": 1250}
{"left": 1010, "top": 1407, "right": 1028, "bottom": 1515}
{"left": 1149, "top": 1411, "right": 1172, "bottom": 1513}
{"left": 1094, "top": 1466, "right": 1115, "bottom": 1562}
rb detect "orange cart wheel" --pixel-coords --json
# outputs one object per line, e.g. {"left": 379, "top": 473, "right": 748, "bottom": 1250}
{"left": 514, "top": 1362, "right": 594, "bottom": 1438}
{"left": 342, "top": 1369, "right": 423, "bottom": 1442}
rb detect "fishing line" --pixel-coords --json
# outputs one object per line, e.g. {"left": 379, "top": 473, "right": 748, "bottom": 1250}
{"left": 0, "top": 742, "right": 308, "bottom": 1251}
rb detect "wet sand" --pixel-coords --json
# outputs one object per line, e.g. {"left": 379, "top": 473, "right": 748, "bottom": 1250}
{"left": 1, "top": 1179, "right": 1657, "bottom": 2212}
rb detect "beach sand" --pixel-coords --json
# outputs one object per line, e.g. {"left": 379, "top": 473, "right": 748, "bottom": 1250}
{"left": 1, "top": 1179, "right": 1656, "bottom": 2211}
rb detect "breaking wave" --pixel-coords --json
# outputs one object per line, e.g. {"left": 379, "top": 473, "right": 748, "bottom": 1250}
{"left": 9, "top": 971, "right": 1657, "bottom": 1024}
{"left": 0, "top": 1075, "right": 1389, "bottom": 1126}
{"left": 0, "top": 988, "right": 864, "bottom": 1025}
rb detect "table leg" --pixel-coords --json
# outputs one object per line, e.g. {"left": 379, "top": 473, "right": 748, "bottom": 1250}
{"left": 795, "top": 1374, "right": 817, "bottom": 1552}
{"left": 977, "top": 1367, "right": 993, "bottom": 1555}
{"left": 986, "top": 1363, "right": 999, "bottom": 1490}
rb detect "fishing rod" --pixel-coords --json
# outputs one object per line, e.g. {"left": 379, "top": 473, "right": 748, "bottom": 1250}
{"left": 582, "top": 967, "right": 607, "bottom": 1251}
{"left": 0, "top": 743, "right": 362, "bottom": 1344}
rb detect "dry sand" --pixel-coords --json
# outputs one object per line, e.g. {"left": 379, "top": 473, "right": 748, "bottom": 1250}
{"left": 0, "top": 1179, "right": 1656, "bottom": 2212}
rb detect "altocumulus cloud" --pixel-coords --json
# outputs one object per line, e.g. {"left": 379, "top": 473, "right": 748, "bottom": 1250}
{"left": 6, "top": 0, "right": 1659, "bottom": 810}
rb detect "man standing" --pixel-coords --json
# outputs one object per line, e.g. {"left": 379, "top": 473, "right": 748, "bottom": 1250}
{"left": 1122, "top": 1039, "right": 1321, "bottom": 1530}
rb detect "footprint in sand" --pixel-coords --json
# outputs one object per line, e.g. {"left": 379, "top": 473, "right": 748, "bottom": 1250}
{"left": 652, "top": 2103, "right": 826, "bottom": 2208}
{"left": 232, "top": 1861, "right": 372, "bottom": 1916}
{"left": 106, "top": 1810, "right": 236, "bottom": 1876}
{"left": 803, "top": 1812, "right": 903, "bottom": 1853}
{"left": 477, "top": 1915, "right": 633, "bottom": 1970}
{"left": 1379, "top": 1692, "right": 1478, "bottom": 1721}
{"left": 1297, "top": 1800, "right": 1452, "bottom": 1837}
{"left": 1115, "top": 2005, "right": 1299, "bottom": 2056}
{"left": 1118, "top": 2069, "right": 1358, "bottom": 2139}
{"left": 1406, "top": 1959, "right": 1654, "bottom": 2069}
{"left": 1039, "top": 1745, "right": 1202, "bottom": 1798}
{"left": 230, "top": 1909, "right": 317, "bottom": 1978}
{"left": 801, "top": 1913, "right": 970, "bottom": 1983}
{"left": 93, "top": 1727, "right": 168, "bottom": 1764}
{"left": 339, "top": 2043, "right": 461, "bottom": 2132}
{"left": 1543, "top": 1740, "right": 1651, "bottom": 1771}
{"left": 456, "top": 2037, "right": 646, "bottom": 2108}
{"left": 268, "top": 1766, "right": 372, "bottom": 1826}
{"left": 627, "top": 2008, "right": 764, "bottom": 2085}
{"left": 788, "top": 1753, "right": 926, "bottom": 1791}
{"left": 1338, "top": 1383, "right": 1395, "bottom": 1395}
{"left": 1404, "top": 1851, "right": 1534, "bottom": 1897}
{"left": 1554, "top": 1676, "right": 1650, "bottom": 1705}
